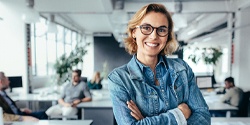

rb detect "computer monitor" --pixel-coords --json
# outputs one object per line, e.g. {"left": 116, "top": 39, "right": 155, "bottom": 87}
{"left": 8, "top": 76, "right": 23, "bottom": 92}
{"left": 196, "top": 76, "right": 213, "bottom": 89}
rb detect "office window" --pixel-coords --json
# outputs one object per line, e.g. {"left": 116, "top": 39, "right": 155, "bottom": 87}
{"left": 56, "top": 25, "right": 65, "bottom": 58}
{"left": 65, "top": 29, "right": 72, "bottom": 44}
{"left": 47, "top": 33, "right": 57, "bottom": 75}
{"left": 31, "top": 17, "right": 80, "bottom": 76}
{"left": 34, "top": 18, "right": 47, "bottom": 76}
{"left": 65, "top": 29, "right": 72, "bottom": 56}
{"left": 35, "top": 36, "right": 47, "bottom": 76}
{"left": 72, "top": 32, "right": 77, "bottom": 49}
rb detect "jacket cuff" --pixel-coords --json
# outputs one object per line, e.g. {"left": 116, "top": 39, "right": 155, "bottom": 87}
{"left": 169, "top": 108, "right": 187, "bottom": 125}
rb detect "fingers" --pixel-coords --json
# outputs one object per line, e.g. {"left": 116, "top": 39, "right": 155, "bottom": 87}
{"left": 127, "top": 100, "right": 140, "bottom": 115}
{"left": 130, "top": 111, "right": 141, "bottom": 120}
{"left": 127, "top": 100, "right": 144, "bottom": 120}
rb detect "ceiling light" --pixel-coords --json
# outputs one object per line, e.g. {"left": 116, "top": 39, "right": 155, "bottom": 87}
{"left": 187, "top": 29, "right": 197, "bottom": 35}
{"left": 202, "top": 37, "right": 212, "bottom": 42}
{"left": 22, "top": 0, "right": 40, "bottom": 23}
{"left": 47, "top": 14, "right": 58, "bottom": 34}
{"left": 195, "top": 14, "right": 206, "bottom": 22}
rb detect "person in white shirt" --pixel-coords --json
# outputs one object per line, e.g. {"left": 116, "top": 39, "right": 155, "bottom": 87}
{"left": 221, "top": 77, "right": 243, "bottom": 107}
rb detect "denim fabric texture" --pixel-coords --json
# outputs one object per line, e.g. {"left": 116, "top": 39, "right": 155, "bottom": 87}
{"left": 108, "top": 55, "right": 211, "bottom": 125}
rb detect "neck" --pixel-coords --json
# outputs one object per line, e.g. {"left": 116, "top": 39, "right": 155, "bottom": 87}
{"left": 137, "top": 55, "right": 158, "bottom": 71}
{"left": 72, "top": 81, "right": 79, "bottom": 85}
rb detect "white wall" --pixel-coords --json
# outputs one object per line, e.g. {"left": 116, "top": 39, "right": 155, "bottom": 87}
{"left": 0, "top": 0, "right": 28, "bottom": 93}
{"left": 233, "top": 7, "right": 250, "bottom": 91}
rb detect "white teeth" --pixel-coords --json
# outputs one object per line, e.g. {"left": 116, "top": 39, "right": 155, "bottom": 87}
{"left": 146, "top": 42, "right": 158, "bottom": 47}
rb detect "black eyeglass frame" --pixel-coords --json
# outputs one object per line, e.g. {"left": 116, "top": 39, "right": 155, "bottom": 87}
{"left": 135, "top": 24, "right": 169, "bottom": 37}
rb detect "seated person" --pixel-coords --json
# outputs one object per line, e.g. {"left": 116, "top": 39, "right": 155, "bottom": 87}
{"left": 87, "top": 71, "right": 103, "bottom": 89}
{"left": 46, "top": 69, "right": 92, "bottom": 117}
{"left": 0, "top": 71, "right": 48, "bottom": 121}
{"left": 220, "top": 77, "right": 244, "bottom": 107}
{"left": 211, "top": 77, "right": 244, "bottom": 117}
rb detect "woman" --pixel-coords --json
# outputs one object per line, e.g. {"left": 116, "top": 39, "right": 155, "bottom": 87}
{"left": 108, "top": 3, "right": 210, "bottom": 125}
{"left": 87, "top": 71, "right": 103, "bottom": 89}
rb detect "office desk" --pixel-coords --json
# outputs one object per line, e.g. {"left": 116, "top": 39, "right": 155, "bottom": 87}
{"left": 5, "top": 120, "right": 93, "bottom": 125}
{"left": 10, "top": 93, "right": 60, "bottom": 102}
{"left": 211, "top": 118, "right": 250, "bottom": 125}
{"left": 10, "top": 93, "right": 59, "bottom": 111}
{"left": 204, "top": 93, "right": 238, "bottom": 117}
{"left": 77, "top": 89, "right": 114, "bottom": 125}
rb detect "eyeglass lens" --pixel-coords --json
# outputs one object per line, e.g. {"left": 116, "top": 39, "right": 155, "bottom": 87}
{"left": 140, "top": 25, "right": 168, "bottom": 37}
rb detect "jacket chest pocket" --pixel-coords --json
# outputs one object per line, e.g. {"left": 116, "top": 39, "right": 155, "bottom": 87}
{"left": 135, "top": 90, "right": 158, "bottom": 117}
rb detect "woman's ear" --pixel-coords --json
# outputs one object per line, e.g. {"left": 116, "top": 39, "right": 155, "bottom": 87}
{"left": 132, "top": 30, "right": 136, "bottom": 39}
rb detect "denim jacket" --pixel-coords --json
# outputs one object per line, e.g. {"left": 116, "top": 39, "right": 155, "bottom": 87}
{"left": 108, "top": 55, "right": 211, "bottom": 125}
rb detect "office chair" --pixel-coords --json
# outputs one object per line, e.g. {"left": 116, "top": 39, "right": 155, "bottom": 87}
{"left": 237, "top": 91, "right": 250, "bottom": 117}
{"left": 81, "top": 77, "right": 88, "bottom": 83}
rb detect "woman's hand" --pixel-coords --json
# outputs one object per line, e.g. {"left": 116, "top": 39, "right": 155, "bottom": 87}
{"left": 127, "top": 100, "right": 144, "bottom": 120}
{"left": 178, "top": 103, "right": 192, "bottom": 119}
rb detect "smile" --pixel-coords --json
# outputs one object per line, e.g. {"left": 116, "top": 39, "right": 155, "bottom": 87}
{"left": 145, "top": 42, "right": 159, "bottom": 47}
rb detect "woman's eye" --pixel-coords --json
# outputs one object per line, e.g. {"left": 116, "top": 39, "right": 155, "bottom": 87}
{"left": 142, "top": 26, "right": 151, "bottom": 31}
{"left": 158, "top": 28, "right": 167, "bottom": 33}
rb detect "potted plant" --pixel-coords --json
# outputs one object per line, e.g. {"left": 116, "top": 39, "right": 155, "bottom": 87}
{"left": 54, "top": 42, "right": 90, "bottom": 86}
{"left": 188, "top": 47, "right": 223, "bottom": 66}
{"left": 188, "top": 47, "right": 223, "bottom": 84}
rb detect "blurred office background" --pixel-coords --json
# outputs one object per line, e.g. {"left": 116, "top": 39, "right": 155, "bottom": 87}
{"left": 0, "top": 0, "right": 249, "bottom": 109}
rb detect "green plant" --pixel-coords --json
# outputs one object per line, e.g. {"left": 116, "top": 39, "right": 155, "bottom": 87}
{"left": 101, "top": 60, "right": 109, "bottom": 79}
{"left": 54, "top": 42, "right": 90, "bottom": 85}
{"left": 188, "top": 47, "right": 223, "bottom": 65}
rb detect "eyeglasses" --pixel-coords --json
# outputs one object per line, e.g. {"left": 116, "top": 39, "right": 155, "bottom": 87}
{"left": 135, "top": 24, "right": 169, "bottom": 37}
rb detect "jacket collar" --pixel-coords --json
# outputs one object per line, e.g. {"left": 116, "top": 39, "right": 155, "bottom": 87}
{"left": 127, "top": 55, "right": 186, "bottom": 85}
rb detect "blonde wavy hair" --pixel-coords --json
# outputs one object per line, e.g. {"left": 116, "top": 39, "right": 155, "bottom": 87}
{"left": 124, "top": 3, "right": 179, "bottom": 55}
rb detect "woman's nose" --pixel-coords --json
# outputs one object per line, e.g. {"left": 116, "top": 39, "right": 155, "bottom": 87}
{"left": 149, "top": 29, "right": 157, "bottom": 39}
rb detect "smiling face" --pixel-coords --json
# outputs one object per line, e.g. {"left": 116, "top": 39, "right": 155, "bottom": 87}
{"left": 132, "top": 12, "right": 168, "bottom": 61}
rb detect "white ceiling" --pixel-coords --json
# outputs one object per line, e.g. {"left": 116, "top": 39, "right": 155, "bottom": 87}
{"left": 2, "top": 0, "right": 250, "bottom": 43}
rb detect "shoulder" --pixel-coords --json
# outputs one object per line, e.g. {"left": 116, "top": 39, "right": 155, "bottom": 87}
{"left": 63, "top": 82, "right": 71, "bottom": 88}
{"left": 165, "top": 57, "right": 190, "bottom": 72}
{"left": 233, "top": 87, "right": 244, "bottom": 93}
{"left": 166, "top": 57, "right": 187, "bottom": 66}
{"left": 108, "top": 64, "right": 128, "bottom": 77}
